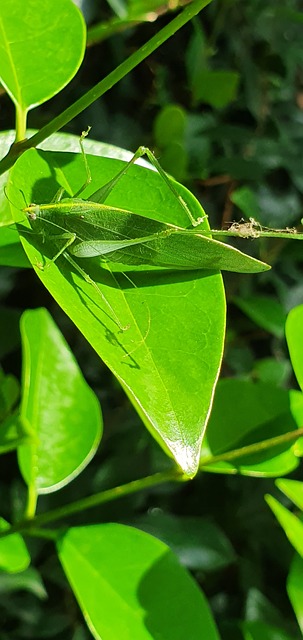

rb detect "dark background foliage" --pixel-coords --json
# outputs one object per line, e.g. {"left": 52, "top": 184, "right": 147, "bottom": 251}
{"left": 1, "top": 0, "right": 302, "bottom": 637}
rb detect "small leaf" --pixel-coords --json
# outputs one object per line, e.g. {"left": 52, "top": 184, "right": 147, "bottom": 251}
{"left": 265, "top": 494, "right": 303, "bottom": 558}
{"left": 287, "top": 554, "right": 303, "bottom": 634}
{"left": 192, "top": 70, "right": 240, "bottom": 109}
{"left": 230, "top": 186, "right": 261, "bottom": 218}
{"left": 0, "top": 0, "right": 86, "bottom": 111}
{"left": 276, "top": 479, "right": 303, "bottom": 512}
{"left": 154, "top": 104, "right": 186, "bottom": 147}
{"left": 0, "top": 412, "right": 29, "bottom": 453}
{"left": 286, "top": 305, "right": 303, "bottom": 392}
{"left": 57, "top": 523, "right": 221, "bottom": 640}
{"left": 18, "top": 308, "right": 102, "bottom": 493}
{"left": 234, "top": 295, "right": 287, "bottom": 338}
{"left": 0, "top": 517, "right": 30, "bottom": 573}
{"left": 200, "top": 380, "right": 300, "bottom": 477}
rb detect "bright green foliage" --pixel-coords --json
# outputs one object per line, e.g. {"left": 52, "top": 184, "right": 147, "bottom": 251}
{"left": 200, "top": 379, "right": 301, "bottom": 476}
{"left": 57, "top": 523, "right": 221, "bottom": 640}
{"left": 0, "top": 0, "right": 85, "bottom": 113}
{"left": 1, "top": 0, "right": 303, "bottom": 637}
{"left": 265, "top": 494, "right": 303, "bottom": 559}
{"left": 287, "top": 555, "right": 303, "bottom": 635}
{"left": 286, "top": 305, "right": 303, "bottom": 391}
{"left": 154, "top": 105, "right": 188, "bottom": 180}
{"left": 0, "top": 518, "right": 30, "bottom": 573}
{"left": 267, "top": 478, "right": 303, "bottom": 635}
{"left": 277, "top": 479, "right": 303, "bottom": 512}
{"left": 18, "top": 308, "right": 102, "bottom": 494}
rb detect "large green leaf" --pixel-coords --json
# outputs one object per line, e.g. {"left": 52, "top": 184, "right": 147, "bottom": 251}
{"left": 57, "top": 523, "right": 221, "bottom": 640}
{"left": 9, "top": 144, "right": 230, "bottom": 477}
{"left": 0, "top": 0, "right": 86, "bottom": 111}
{"left": 18, "top": 308, "right": 102, "bottom": 493}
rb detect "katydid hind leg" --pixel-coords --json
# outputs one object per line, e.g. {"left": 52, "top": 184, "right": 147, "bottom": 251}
{"left": 138, "top": 147, "right": 206, "bottom": 227}
{"left": 89, "top": 145, "right": 205, "bottom": 227}
{"left": 17, "top": 222, "right": 77, "bottom": 271}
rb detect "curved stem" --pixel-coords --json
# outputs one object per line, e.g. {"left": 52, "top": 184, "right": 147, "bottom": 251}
{"left": 0, "top": 468, "right": 183, "bottom": 540}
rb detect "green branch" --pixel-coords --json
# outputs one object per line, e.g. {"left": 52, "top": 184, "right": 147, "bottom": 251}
{"left": 200, "top": 427, "right": 303, "bottom": 468}
{"left": 0, "top": 469, "right": 182, "bottom": 540}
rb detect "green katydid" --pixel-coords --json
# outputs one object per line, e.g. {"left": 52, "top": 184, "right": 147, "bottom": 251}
{"left": 13, "top": 131, "right": 270, "bottom": 329}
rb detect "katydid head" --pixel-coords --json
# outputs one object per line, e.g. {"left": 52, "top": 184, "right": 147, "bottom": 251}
{"left": 23, "top": 203, "right": 40, "bottom": 220}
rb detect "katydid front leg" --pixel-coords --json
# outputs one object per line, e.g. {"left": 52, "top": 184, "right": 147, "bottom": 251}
{"left": 25, "top": 224, "right": 129, "bottom": 330}
{"left": 35, "top": 232, "right": 77, "bottom": 269}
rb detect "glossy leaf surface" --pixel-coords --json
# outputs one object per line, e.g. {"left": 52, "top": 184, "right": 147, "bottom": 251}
{"left": 57, "top": 523, "right": 221, "bottom": 640}
{"left": 0, "top": 0, "right": 86, "bottom": 111}
{"left": 9, "top": 145, "right": 228, "bottom": 476}
{"left": 18, "top": 308, "right": 102, "bottom": 493}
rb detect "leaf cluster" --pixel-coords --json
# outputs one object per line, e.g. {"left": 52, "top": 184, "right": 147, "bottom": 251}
{"left": 0, "top": 1, "right": 303, "bottom": 639}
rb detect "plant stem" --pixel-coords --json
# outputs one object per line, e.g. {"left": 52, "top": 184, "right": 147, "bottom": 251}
{"left": 25, "top": 483, "right": 38, "bottom": 519}
{"left": 15, "top": 105, "right": 27, "bottom": 143}
{"left": 0, "top": 469, "right": 182, "bottom": 540}
{"left": 207, "top": 229, "right": 303, "bottom": 240}
{"left": 0, "top": 0, "right": 212, "bottom": 176}
{"left": 200, "top": 427, "right": 303, "bottom": 468}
